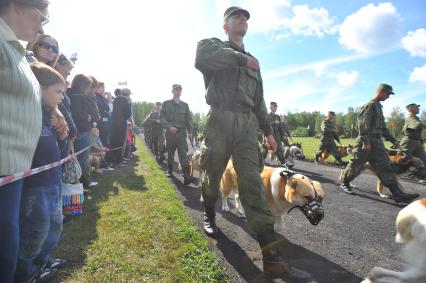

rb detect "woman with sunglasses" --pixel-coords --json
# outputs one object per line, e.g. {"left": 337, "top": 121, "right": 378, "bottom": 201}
{"left": 0, "top": 1, "right": 50, "bottom": 282}
{"left": 27, "top": 34, "right": 59, "bottom": 67}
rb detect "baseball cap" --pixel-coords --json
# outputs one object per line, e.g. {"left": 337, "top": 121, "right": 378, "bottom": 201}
{"left": 406, "top": 103, "right": 420, "bottom": 109}
{"left": 377, "top": 83, "right": 395, "bottom": 95}
{"left": 224, "top": 6, "right": 250, "bottom": 21}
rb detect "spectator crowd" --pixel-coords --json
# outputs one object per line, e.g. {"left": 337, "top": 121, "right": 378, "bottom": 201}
{"left": 0, "top": 1, "right": 136, "bottom": 282}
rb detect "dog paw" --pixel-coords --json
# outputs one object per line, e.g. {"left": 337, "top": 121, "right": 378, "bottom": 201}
{"left": 221, "top": 204, "right": 230, "bottom": 212}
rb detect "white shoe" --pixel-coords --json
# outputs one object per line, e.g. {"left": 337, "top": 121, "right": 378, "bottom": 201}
{"left": 103, "top": 167, "right": 115, "bottom": 171}
{"left": 339, "top": 184, "right": 354, "bottom": 194}
{"left": 88, "top": 181, "right": 98, "bottom": 187}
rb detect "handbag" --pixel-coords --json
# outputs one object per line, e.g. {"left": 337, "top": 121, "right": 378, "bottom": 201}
{"left": 62, "top": 140, "right": 82, "bottom": 184}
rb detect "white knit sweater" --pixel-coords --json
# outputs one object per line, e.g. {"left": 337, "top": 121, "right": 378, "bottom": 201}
{"left": 0, "top": 18, "right": 42, "bottom": 175}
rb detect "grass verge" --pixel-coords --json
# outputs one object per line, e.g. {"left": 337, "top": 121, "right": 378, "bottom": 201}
{"left": 54, "top": 137, "right": 228, "bottom": 282}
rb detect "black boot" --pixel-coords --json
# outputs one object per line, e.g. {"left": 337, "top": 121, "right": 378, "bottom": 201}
{"left": 258, "top": 232, "right": 313, "bottom": 283}
{"left": 336, "top": 158, "right": 348, "bottom": 167}
{"left": 387, "top": 183, "right": 419, "bottom": 203}
{"left": 203, "top": 205, "right": 218, "bottom": 237}
{"left": 183, "top": 166, "right": 197, "bottom": 186}
{"left": 167, "top": 164, "right": 173, "bottom": 176}
{"left": 158, "top": 152, "right": 165, "bottom": 163}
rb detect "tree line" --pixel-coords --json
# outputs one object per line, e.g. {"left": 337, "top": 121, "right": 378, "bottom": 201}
{"left": 133, "top": 102, "right": 426, "bottom": 140}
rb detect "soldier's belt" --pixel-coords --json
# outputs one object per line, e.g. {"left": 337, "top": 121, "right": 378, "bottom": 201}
{"left": 211, "top": 103, "right": 253, "bottom": 114}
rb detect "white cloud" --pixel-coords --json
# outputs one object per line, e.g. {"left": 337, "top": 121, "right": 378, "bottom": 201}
{"left": 339, "top": 2, "right": 401, "bottom": 53}
{"left": 332, "top": 71, "right": 359, "bottom": 87}
{"left": 218, "top": 1, "right": 335, "bottom": 38}
{"left": 287, "top": 5, "right": 337, "bottom": 37}
{"left": 409, "top": 64, "right": 426, "bottom": 84}
{"left": 402, "top": 28, "right": 426, "bottom": 58}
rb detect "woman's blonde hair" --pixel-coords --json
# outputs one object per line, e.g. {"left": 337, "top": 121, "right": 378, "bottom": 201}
{"left": 69, "top": 74, "right": 93, "bottom": 95}
{"left": 30, "top": 61, "right": 65, "bottom": 87}
{"left": 27, "top": 34, "right": 59, "bottom": 67}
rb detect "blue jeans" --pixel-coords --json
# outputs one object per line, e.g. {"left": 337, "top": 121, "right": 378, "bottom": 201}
{"left": 15, "top": 183, "right": 63, "bottom": 282}
{"left": 75, "top": 131, "right": 91, "bottom": 186}
{"left": 0, "top": 179, "right": 23, "bottom": 283}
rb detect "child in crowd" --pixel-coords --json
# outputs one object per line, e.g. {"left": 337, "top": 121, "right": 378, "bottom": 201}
{"left": 15, "top": 62, "right": 67, "bottom": 282}
{"left": 89, "top": 127, "right": 111, "bottom": 173}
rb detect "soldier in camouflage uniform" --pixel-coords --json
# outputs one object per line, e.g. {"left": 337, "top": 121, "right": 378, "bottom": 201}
{"left": 400, "top": 103, "right": 426, "bottom": 179}
{"left": 147, "top": 102, "right": 165, "bottom": 162}
{"left": 314, "top": 111, "right": 346, "bottom": 166}
{"left": 160, "top": 84, "right": 196, "bottom": 185}
{"left": 281, "top": 116, "right": 292, "bottom": 147}
{"left": 267, "top": 102, "right": 287, "bottom": 166}
{"left": 340, "top": 84, "right": 419, "bottom": 203}
{"left": 195, "top": 7, "right": 312, "bottom": 282}
{"left": 142, "top": 115, "right": 153, "bottom": 150}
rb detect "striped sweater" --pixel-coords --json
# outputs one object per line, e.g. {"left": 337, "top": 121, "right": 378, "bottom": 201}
{"left": 0, "top": 18, "right": 42, "bottom": 175}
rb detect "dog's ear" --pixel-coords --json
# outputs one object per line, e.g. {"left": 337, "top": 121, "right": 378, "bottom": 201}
{"left": 312, "top": 181, "right": 324, "bottom": 201}
{"left": 396, "top": 214, "right": 416, "bottom": 243}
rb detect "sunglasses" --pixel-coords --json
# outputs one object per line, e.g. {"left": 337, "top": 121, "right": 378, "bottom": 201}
{"left": 32, "top": 8, "right": 49, "bottom": 26}
{"left": 38, "top": 41, "right": 59, "bottom": 53}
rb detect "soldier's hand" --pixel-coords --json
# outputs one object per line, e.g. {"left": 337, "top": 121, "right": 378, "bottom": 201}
{"left": 246, "top": 56, "right": 260, "bottom": 70}
{"left": 169, "top": 127, "right": 178, "bottom": 134}
{"left": 362, "top": 143, "right": 371, "bottom": 151}
{"left": 265, "top": 134, "right": 277, "bottom": 153}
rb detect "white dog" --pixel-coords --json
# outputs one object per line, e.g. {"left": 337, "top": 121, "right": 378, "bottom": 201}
{"left": 361, "top": 198, "right": 426, "bottom": 283}
{"left": 283, "top": 145, "right": 305, "bottom": 168}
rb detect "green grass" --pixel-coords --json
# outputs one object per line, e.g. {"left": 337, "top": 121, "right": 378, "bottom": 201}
{"left": 291, "top": 137, "right": 426, "bottom": 164}
{"left": 54, "top": 137, "right": 228, "bottom": 283}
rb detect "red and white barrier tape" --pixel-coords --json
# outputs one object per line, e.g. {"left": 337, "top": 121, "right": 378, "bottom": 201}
{"left": 0, "top": 145, "right": 126, "bottom": 187}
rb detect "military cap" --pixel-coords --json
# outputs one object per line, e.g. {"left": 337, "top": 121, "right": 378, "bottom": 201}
{"left": 270, "top": 101, "right": 277, "bottom": 106}
{"left": 155, "top": 102, "right": 162, "bottom": 106}
{"left": 328, "top": 111, "right": 336, "bottom": 116}
{"left": 377, "top": 83, "right": 395, "bottom": 95}
{"left": 172, "top": 84, "right": 182, "bottom": 90}
{"left": 122, "top": 88, "right": 132, "bottom": 95}
{"left": 224, "top": 6, "right": 250, "bottom": 21}
{"left": 406, "top": 103, "right": 420, "bottom": 110}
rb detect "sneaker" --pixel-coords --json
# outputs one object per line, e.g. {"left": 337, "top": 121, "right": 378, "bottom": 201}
{"left": 103, "top": 167, "right": 115, "bottom": 171}
{"left": 88, "top": 181, "right": 98, "bottom": 187}
{"left": 339, "top": 183, "right": 354, "bottom": 194}
{"left": 46, "top": 258, "right": 67, "bottom": 269}
{"left": 25, "top": 268, "right": 58, "bottom": 283}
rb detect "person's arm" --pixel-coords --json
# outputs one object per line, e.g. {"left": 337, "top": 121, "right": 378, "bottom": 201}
{"left": 252, "top": 75, "right": 272, "bottom": 138}
{"left": 160, "top": 102, "right": 173, "bottom": 131}
{"left": 195, "top": 38, "right": 248, "bottom": 72}
{"left": 87, "top": 95, "right": 100, "bottom": 123}
{"left": 186, "top": 105, "right": 193, "bottom": 135}
{"left": 358, "top": 103, "right": 374, "bottom": 145}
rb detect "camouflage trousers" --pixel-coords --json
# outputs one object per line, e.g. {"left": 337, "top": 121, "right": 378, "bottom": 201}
{"left": 200, "top": 108, "right": 275, "bottom": 235}
{"left": 165, "top": 130, "right": 189, "bottom": 168}
{"left": 151, "top": 130, "right": 165, "bottom": 156}
{"left": 400, "top": 137, "right": 426, "bottom": 177}
{"left": 342, "top": 137, "right": 397, "bottom": 186}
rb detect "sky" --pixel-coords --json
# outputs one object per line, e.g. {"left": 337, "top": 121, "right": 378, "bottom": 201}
{"left": 44, "top": 0, "right": 426, "bottom": 116}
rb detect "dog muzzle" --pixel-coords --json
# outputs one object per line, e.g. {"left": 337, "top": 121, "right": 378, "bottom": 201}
{"left": 301, "top": 198, "right": 324, "bottom": 226}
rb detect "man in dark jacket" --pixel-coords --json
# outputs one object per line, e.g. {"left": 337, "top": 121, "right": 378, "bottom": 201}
{"left": 95, "top": 82, "right": 111, "bottom": 147}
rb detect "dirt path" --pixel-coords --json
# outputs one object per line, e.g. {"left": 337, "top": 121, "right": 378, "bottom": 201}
{"left": 159, "top": 144, "right": 426, "bottom": 283}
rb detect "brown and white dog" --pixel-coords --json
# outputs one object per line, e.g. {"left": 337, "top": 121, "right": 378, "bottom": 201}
{"left": 220, "top": 159, "right": 244, "bottom": 215}
{"left": 320, "top": 144, "right": 354, "bottom": 164}
{"left": 220, "top": 159, "right": 325, "bottom": 227}
{"left": 339, "top": 154, "right": 424, "bottom": 198}
{"left": 362, "top": 198, "right": 426, "bottom": 283}
{"left": 188, "top": 150, "right": 203, "bottom": 186}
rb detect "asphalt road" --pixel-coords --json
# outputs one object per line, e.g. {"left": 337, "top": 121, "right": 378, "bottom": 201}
{"left": 155, "top": 140, "right": 426, "bottom": 283}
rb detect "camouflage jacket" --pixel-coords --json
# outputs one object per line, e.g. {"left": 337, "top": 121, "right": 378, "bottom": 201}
{"left": 321, "top": 119, "right": 340, "bottom": 143}
{"left": 402, "top": 115, "right": 423, "bottom": 141}
{"left": 357, "top": 99, "right": 395, "bottom": 144}
{"left": 147, "top": 110, "right": 162, "bottom": 132}
{"left": 268, "top": 112, "right": 285, "bottom": 138}
{"left": 195, "top": 37, "right": 272, "bottom": 136}
{"left": 160, "top": 99, "right": 193, "bottom": 134}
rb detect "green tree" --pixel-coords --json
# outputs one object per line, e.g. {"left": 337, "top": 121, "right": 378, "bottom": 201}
{"left": 386, "top": 106, "right": 405, "bottom": 139}
{"left": 344, "top": 107, "right": 357, "bottom": 138}
{"left": 132, "top": 101, "right": 155, "bottom": 126}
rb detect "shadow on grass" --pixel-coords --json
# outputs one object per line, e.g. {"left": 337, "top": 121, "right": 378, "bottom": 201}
{"left": 53, "top": 154, "right": 146, "bottom": 282}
